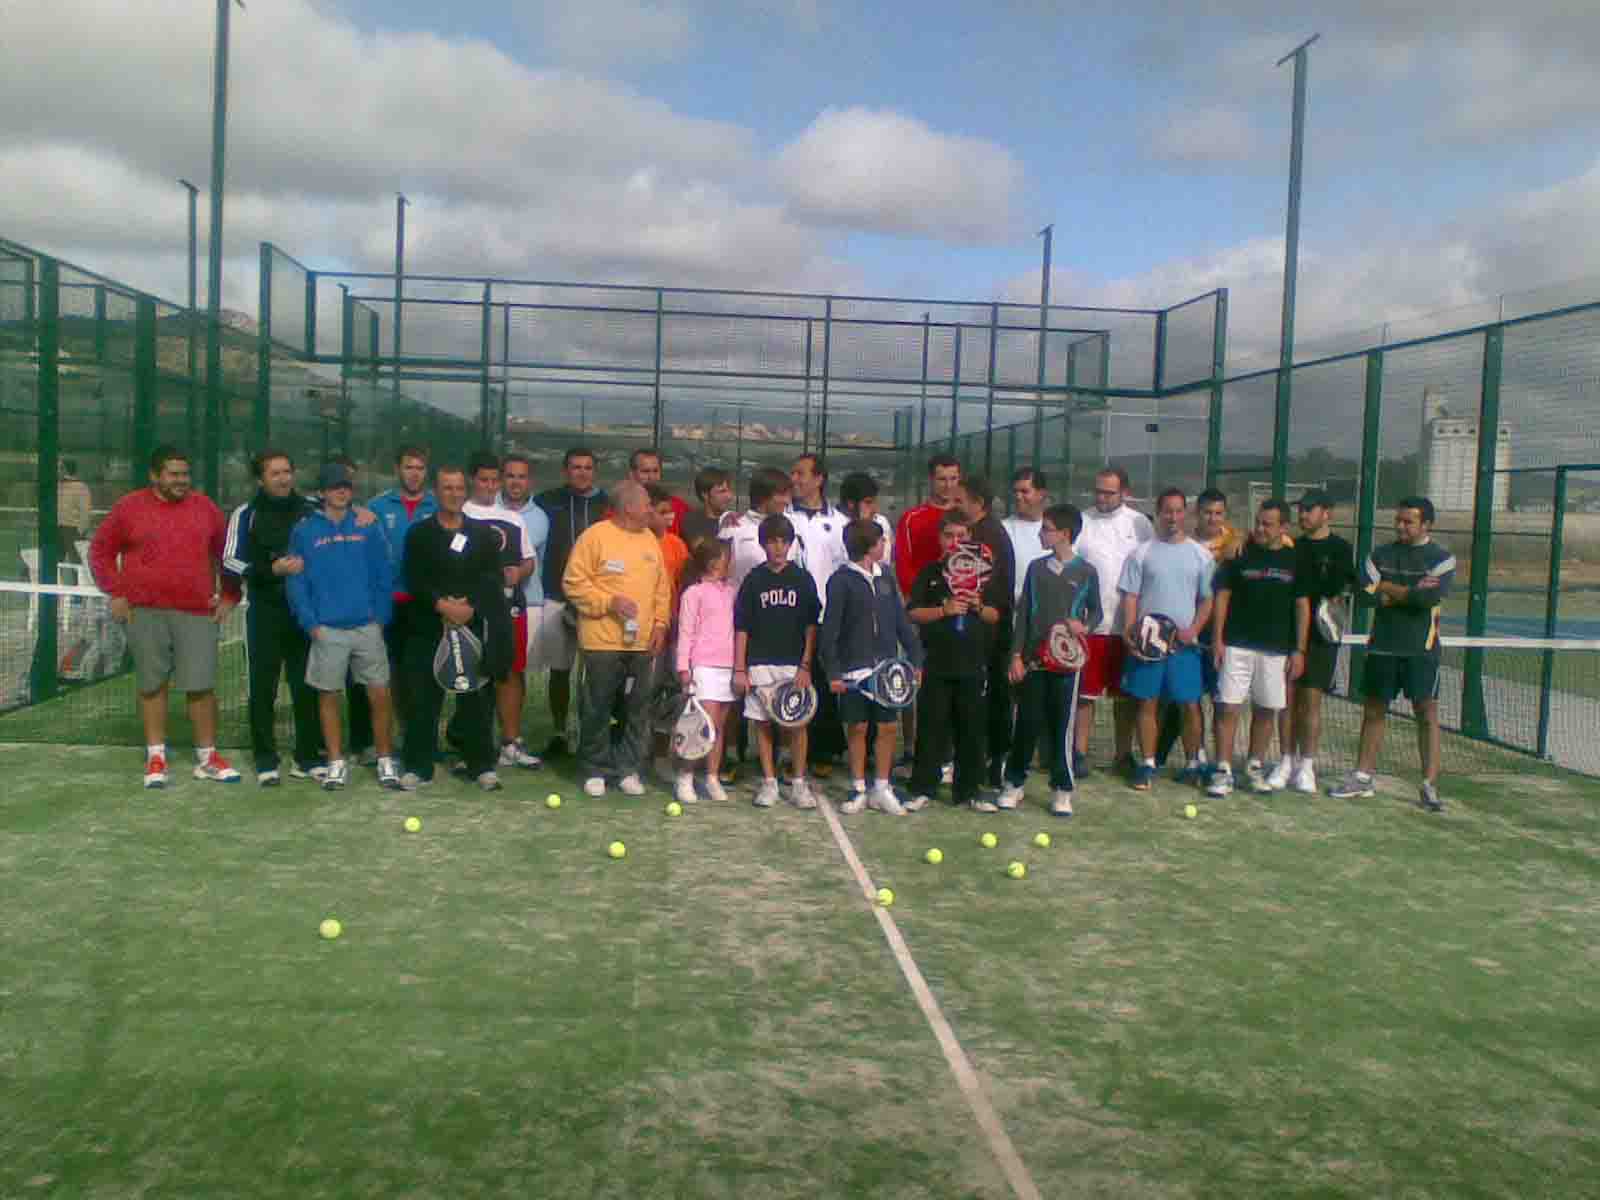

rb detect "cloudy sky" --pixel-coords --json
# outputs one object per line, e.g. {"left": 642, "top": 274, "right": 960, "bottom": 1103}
{"left": 4, "top": 0, "right": 1600, "bottom": 367}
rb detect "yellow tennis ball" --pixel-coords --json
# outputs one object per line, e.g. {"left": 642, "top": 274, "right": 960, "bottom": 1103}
{"left": 924, "top": 847, "right": 943, "bottom": 865}
{"left": 665, "top": 801, "right": 683, "bottom": 817}
{"left": 1184, "top": 803, "right": 1198, "bottom": 819}
{"left": 403, "top": 816, "right": 421, "bottom": 833}
{"left": 876, "top": 887, "right": 894, "bottom": 906}
{"left": 608, "top": 841, "right": 626, "bottom": 859}
{"left": 318, "top": 918, "right": 342, "bottom": 940}
{"left": 1006, "top": 861, "right": 1026, "bottom": 880}
{"left": 980, "top": 832, "right": 998, "bottom": 849}
{"left": 1032, "top": 832, "right": 1051, "bottom": 849}
{"left": 545, "top": 794, "right": 562, "bottom": 809}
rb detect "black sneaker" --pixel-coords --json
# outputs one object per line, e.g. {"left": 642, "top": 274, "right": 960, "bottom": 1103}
{"left": 1072, "top": 751, "right": 1093, "bottom": 780}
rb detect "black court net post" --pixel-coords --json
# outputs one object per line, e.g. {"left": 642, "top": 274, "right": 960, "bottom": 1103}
{"left": 30, "top": 257, "right": 61, "bottom": 703}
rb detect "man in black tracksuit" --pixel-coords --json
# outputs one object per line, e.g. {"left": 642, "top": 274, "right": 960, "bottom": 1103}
{"left": 534, "top": 447, "right": 610, "bottom": 757}
{"left": 956, "top": 475, "right": 1017, "bottom": 789}
{"left": 223, "top": 449, "right": 322, "bottom": 784}
{"left": 400, "top": 466, "right": 511, "bottom": 788}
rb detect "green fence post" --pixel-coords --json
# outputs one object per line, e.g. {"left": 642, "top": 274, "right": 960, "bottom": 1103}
{"left": 480, "top": 283, "right": 493, "bottom": 449}
{"left": 652, "top": 289, "right": 665, "bottom": 449}
{"left": 30, "top": 258, "right": 61, "bottom": 703}
{"left": 256, "top": 244, "right": 273, "bottom": 455}
{"left": 1536, "top": 466, "right": 1568, "bottom": 759}
{"left": 304, "top": 270, "right": 318, "bottom": 360}
{"left": 948, "top": 325, "right": 963, "bottom": 453}
{"left": 917, "top": 312, "right": 930, "bottom": 499}
{"left": 1460, "top": 326, "right": 1502, "bottom": 740}
{"left": 1007, "top": 424, "right": 1018, "bottom": 489}
{"left": 982, "top": 302, "right": 999, "bottom": 476}
{"left": 1206, "top": 289, "right": 1228, "bottom": 489}
{"left": 801, "top": 316, "right": 814, "bottom": 456}
{"left": 1349, "top": 348, "right": 1384, "bottom": 696}
{"left": 93, "top": 285, "right": 108, "bottom": 363}
{"left": 819, "top": 298, "right": 833, "bottom": 455}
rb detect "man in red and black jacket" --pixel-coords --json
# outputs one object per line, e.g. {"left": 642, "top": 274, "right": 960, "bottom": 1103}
{"left": 894, "top": 453, "right": 962, "bottom": 597}
{"left": 89, "top": 444, "right": 241, "bottom": 789}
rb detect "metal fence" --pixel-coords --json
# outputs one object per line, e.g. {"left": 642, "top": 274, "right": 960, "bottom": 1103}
{"left": 3, "top": 228, "right": 1598, "bottom": 773}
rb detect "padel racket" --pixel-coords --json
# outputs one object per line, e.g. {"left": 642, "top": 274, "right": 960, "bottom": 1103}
{"left": 943, "top": 541, "right": 993, "bottom": 632}
{"left": 433, "top": 625, "right": 489, "bottom": 693}
{"left": 762, "top": 677, "right": 819, "bottom": 728}
{"left": 843, "top": 657, "right": 919, "bottom": 710}
{"left": 1129, "top": 612, "right": 1181, "bottom": 662}
{"left": 1314, "top": 595, "right": 1348, "bottom": 644}
{"left": 671, "top": 690, "right": 717, "bottom": 761}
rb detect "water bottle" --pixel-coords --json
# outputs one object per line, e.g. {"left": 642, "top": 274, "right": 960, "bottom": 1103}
{"left": 624, "top": 617, "right": 639, "bottom": 645}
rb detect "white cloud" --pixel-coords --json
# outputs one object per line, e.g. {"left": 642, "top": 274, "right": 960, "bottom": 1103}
{"left": 773, "top": 107, "right": 1025, "bottom": 243}
{"left": 530, "top": 0, "right": 697, "bottom": 68}
{"left": 1146, "top": 104, "right": 1259, "bottom": 166}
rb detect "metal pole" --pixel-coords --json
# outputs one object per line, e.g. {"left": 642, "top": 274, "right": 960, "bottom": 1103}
{"left": 256, "top": 243, "right": 272, "bottom": 455}
{"left": 818, "top": 297, "right": 833, "bottom": 455}
{"left": 1461, "top": 325, "right": 1503, "bottom": 739}
{"left": 394, "top": 193, "right": 408, "bottom": 410}
{"left": 1206, "top": 289, "right": 1229, "bottom": 489}
{"left": 1537, "top": 466, "right": 1569, "bottom": 758}
{"left": 1035, "top": 225, "right": 1052, "bottom": 471}
{"left": 32, "top": 257, "right": 61, "bottom": 701}
{"left": 983, "top": 302, "right": 999, "bottom": 475}
{"left": 203, "top": 0, "right": 237, "bottom": 500}
{"left": 918, "top": 312, "right": 930, "bottom": 500}
{"left": 652, "top": 289, "right": 665, "bottom": 448}
{"left": 1272, "top": 34, "right": 1318, "bottom": 497}
{"left": 801, "top": 317, "right": 813, "bottom": 454}
{"left": 479, "top": 283, "right": 493, "bottom": 448}
{"left": 949, "top": 325, "right": 963, "bottom": 452}
{"left": 180, "top": 179, "right": 200, "bottom": 453}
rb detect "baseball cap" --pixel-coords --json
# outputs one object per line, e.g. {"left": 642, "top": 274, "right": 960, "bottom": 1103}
{"left": 1295, "top": 489, "right": 1332, "bottom": 510}
{"left": 318, "top": 462, "right": 355, "bottom": 491}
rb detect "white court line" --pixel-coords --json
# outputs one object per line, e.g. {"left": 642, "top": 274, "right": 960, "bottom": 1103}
{"left": 818, "top": 797, "right": 1043, "bottom": 1200}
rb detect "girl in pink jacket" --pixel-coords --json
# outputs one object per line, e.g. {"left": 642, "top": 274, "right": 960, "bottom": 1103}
{"left": 674, "top": 538, "right": 736, "bottom": 803}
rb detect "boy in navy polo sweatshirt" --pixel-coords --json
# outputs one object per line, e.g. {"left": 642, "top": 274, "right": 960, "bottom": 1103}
{"left": 819, "top": 518, "right": 923, "bottom": 816}
{"left": 287, "top": 463, "right": 398, "bottom": 791}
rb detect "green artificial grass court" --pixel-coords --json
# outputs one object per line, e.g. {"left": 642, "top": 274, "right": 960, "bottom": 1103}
{"left": 3, "top": 743, "right": 1599, "bottom": 1198}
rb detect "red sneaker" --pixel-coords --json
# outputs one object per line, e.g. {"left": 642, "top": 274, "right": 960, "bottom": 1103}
{"left": 144, "top": 755, "right": 168, "bottom": 789}
{"left": 193, "top": 752, "right": 241, "bottom": 783}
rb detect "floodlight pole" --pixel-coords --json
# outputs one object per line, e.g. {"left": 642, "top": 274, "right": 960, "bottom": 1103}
{"left": 917, "top": 311, "right": 930, "bottom": 499}
{"left": 394, "top": 193, "right": 408, "bottom": 410}
{"left": 203, "top": 0, "right": 242, "bottom": 497}
{"left": 1035, "top": 223, "right": 1053, "bottom": 475}
{"left": 180, "top": 178, "right": 199, "bottom": 451}
{"left": 1272, "top": 33, "right": 1318, "bottom": 496}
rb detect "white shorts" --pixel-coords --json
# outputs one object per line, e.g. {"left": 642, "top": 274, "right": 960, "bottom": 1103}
{"left": 743, "top": 663, "right": 798, "bottom": 721}
{"left": 528, "top": 602, "right": 577, "bottom": 671}
{"left": 690, "top": 666, "right": 735, "bottom": 703}
{"left": 1217, "top": 645, "right": 1289, "bottom": 710}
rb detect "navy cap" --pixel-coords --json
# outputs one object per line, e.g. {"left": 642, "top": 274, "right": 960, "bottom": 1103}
{"left": 318, "top": 462, "right": 354, "bottom": 491}
{"left": 1295, "top": 488, "right": 1332, "bottom": 510}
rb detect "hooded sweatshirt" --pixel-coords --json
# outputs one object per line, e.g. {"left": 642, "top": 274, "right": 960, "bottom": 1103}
{"left": 286, "top": 509, "right": 394, "bottom": 633}
{"left": 536, "top": 484, "right": 609, "bottom": 603}
{"left": 223, "top": 488, "right": 318, "bottom": 607}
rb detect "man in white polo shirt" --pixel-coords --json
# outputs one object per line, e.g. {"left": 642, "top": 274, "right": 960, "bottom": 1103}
{"left": 1073, "top": 464, "right": 1153, "bottom": 777}
{"left": 1002, "top": 467, "right": 1050, "bottom": 604}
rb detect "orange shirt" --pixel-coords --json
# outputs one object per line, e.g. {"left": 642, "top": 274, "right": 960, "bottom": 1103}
{"left": 658, "top": 530, "right": 690, "bottom": 604}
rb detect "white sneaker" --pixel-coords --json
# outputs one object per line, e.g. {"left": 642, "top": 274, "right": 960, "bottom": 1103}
{"left": 790, "top": 778, "right": 819, "bottom": 810}
{"left": 903, "top": 793, "right": 930, "bottom": 813}
{"left": 996, "top": 784, "right": 1024, "bottom": 811}
{"left": 1245, "top": 759, "right": 1271, "bottom": 793}
{"left": 322, "top": 758, "right": 348, "bottom": 791}
{"left": 1265, "top": 757, "right": 1294, "bottom": 791}
{"left": 619, "top": 774, "right": 646, "bottom": 796}
{"left": 969, "top": 795, "right": 1000, "bottom": 813}
{"left": 477, "top": 770, "right": 504, "bottom": 791}
{"left": 1206, "top": 766, "right": 1234, "bottom": 798}
{"left": 704, "top": 775, "right": 729, "bottom": 803}
{"left": 377, "top": 756, "right": 401, "bottom": 791}
{"left": 257, "top": 768, "right": 280, "bottom": 787}
{"left": 1050, "top": 789, "right": 1075, "bottom": 817}
{"left": 399, "top": 772, "right": 430, "bottom": 792}
{"left": 499, "top": 739, "right": 543, "bottom": 769}
{"left": 839, "top": 789, "right": 867, "bottom": 815}
{"left": 675, "top": 773, "right": 698, "bottom": 805}
{"left": 869, "top": 784, "right": 905, "bottom": 816}
{"left": 940, "top": 761, "right": 954, "bottom": 784}
{"left": 583, "top": 776, "right": 607, "bottom": 797}
{"left": 753, "top": 779, "right": 780, "bottom": 808}
{"left": 289, "top": 763, "right": 329, "bottom": 783}
{"left": 1290, "top": 759, "right": 1318, "bottom": 794}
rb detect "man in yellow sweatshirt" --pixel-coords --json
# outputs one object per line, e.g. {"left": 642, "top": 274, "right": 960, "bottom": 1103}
{"left": 563, "top": 480, "right": 671, "bottom": 797}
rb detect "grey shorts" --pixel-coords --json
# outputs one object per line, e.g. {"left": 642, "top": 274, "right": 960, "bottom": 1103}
{"left": 306, "top": 622, "right": 391, "bottom": 691}
{"left": 528, "top": 601, "right": 578, "bottom": 671}
{"left": 128, "top": 608, "right": 219, "bottom": 695}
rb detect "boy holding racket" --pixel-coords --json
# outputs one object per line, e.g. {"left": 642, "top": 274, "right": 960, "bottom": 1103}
{"left": 820, "top": 519, "right": 924, "bottom": 815}
{"left": 732, "top": 515, "right": 822, "bottom": 809}
{"left": 1002, "top": 504, "right": 1102, "bottom": 816}
{"left": 907, "top": 510, "right": 1006, "bottom": 812}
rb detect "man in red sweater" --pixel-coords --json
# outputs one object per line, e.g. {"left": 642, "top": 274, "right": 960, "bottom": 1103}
{"left": 894, "top": 453, "right": 963, "bottom": 597}
{"left": 89, "top": 445, "right": 241, "bottom": 788}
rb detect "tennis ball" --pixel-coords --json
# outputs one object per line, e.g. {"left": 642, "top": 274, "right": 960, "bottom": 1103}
{"left": 665, "top": 801, "right": 683, "bottom": 817}
{"left": 980, "top": 831, "right": 998, "bottom": 849}
{"left": 545, "top": 793, "right": 562, "bottom": 809}
{"left": 1006, "top": 861, "right": 1026, "bottom": 880}
{"left": 607, "top": 840, "right": 626, "bottom": 859}
{"left": 1033, "top": 832, "right": 1051, "bottom": 849}
{"left": 876, "top": 887, "right": 895, "bottom": 906}
{"left": 403, "top": 816, "right": 421, "bottom": 833}
{"left": 318, "top": 918, "right": 342, "bottom": 940}
{"left": 1184, "top": 803, "right": 1198, "bottom": 819}
{"left": 924, "top": 847, "right": 943, "bottom": 865}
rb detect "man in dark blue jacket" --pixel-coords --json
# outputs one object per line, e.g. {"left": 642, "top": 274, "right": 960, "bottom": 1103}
{"left": 287, "top": 462, "right": 398, "bottom": 791}
{"left": 819, "top": 518, "right": 924, "bottom": 816}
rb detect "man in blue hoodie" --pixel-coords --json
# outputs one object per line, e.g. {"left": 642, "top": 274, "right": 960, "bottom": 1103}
{"left": 287, "top": 462, "right": 399, "bottom": 791}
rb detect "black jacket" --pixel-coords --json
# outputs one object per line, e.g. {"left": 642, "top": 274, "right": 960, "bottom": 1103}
{"left": 819, "top": 564, "right": 924, "bottom": 679}
{"left": 223, "top": 489, "right": 317, "bottom": 608}
{"left": 403, "top": 515, "right": 513, "bottom": 678}
{"left": 536, "top": 486, "right": 609, "bottom": 603}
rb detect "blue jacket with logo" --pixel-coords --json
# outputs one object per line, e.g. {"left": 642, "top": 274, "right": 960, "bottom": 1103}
{"left": 368, "top": 487, "right": 439, "bottom": 578}
{"left": 286, "top": 509, "right": 395, "bottom": 633}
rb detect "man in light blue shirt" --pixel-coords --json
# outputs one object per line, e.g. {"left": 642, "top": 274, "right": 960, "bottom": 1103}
{"left": 499, "top": 451, "right": 550, "bottom": 612}
{"left": 1118, "top": 487, "right": 1215, "bottom": 791}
